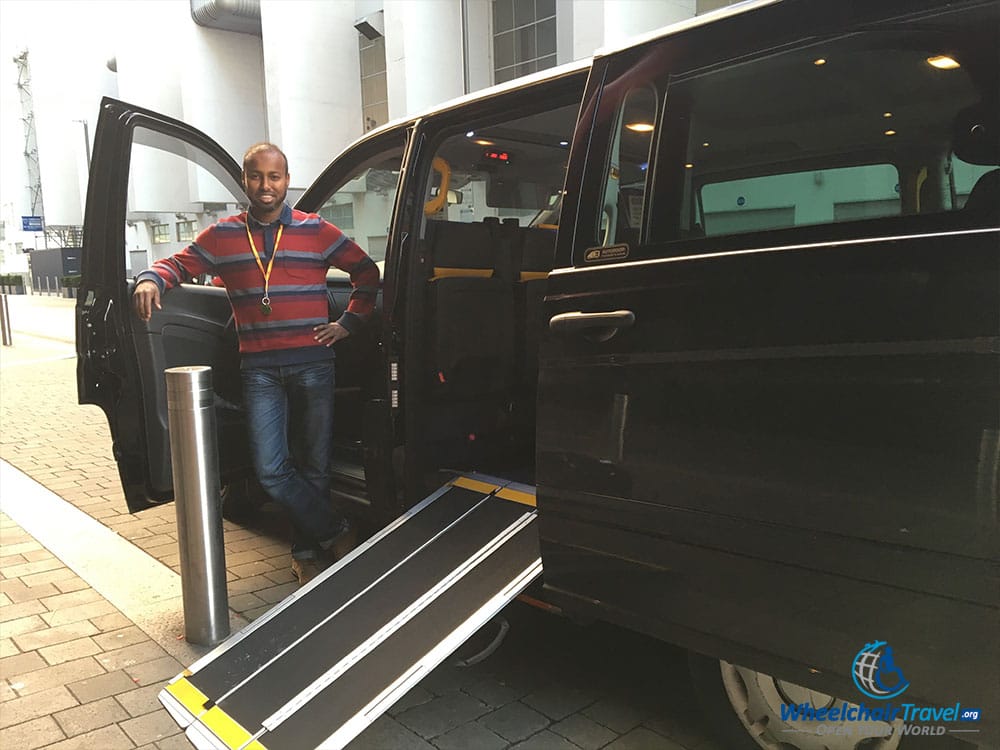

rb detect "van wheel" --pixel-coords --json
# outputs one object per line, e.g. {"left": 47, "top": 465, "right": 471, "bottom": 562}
{"left": 688, "top": 653, "right": 902, "bottom": 750}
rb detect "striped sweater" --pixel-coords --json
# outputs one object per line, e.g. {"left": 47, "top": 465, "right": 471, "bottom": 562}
{"left": 137, "top": 204, "right": 379, "bottom": 368}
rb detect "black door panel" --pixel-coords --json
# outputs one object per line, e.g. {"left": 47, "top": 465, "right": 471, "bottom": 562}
{"left": 536, "top": 229, "right": 1000, "bottom": 712}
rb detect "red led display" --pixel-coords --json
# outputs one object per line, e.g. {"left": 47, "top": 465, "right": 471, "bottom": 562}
{"left": 483, "top": 149, "right": 511, "bottom": 163}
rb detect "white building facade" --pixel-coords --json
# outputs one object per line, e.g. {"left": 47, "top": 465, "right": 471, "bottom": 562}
{"left": 0, "top": 0, "right": 739, "bottom": 278}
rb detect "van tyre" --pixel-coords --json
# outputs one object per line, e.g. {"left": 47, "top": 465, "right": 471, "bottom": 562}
{"left": 688, "top": 652, "right": 902, "bottom": 750}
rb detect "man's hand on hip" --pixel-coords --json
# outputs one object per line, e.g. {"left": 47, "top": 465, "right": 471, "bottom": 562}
{"left": 314, "top": 322, "right": 350, "bottom": 347}
{"left": 133, "top": 280, "right": 161, "bottom": 321}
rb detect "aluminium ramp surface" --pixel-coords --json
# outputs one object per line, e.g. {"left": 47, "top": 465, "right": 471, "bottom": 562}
{"left": 159, "top": 474, "right": 540, "bottom": 750}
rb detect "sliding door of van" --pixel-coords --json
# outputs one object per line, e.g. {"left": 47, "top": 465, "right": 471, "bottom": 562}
{"left": 536, "top": 0, "right": 998, "bottom": 729}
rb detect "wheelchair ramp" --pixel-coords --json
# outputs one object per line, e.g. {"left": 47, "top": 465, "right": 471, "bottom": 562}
{"left": 159, "top": 474, "right": 540, "bottom": 750}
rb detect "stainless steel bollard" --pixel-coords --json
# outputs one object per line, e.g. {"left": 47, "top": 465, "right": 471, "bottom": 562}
{"left": 165, "top": 366, "right": 229, "bottom": 646}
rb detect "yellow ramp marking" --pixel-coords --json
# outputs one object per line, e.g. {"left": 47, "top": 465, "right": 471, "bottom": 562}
{"left": 496, "top": 487, "right": 536, "bottom": 507}
{"left": 452, "top": 476, "right": 501, "bottom": 495}
{"left": 200, "top": 706, "right": 259, "bottom": 749}
{"left": 164, "top": 677, "right": 210, "bottom": 716}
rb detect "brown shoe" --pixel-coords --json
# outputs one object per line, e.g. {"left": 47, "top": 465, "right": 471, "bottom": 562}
{"left": 291, "top": 557, "right": 325, "bottom": 586}
{"left": 330, "top": 525, "right": 358, "bottom": 561}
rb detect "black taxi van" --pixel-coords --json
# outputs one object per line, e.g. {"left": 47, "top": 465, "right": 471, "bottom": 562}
{"left": 78, "top": 1, "right": 997, "bottom": 748}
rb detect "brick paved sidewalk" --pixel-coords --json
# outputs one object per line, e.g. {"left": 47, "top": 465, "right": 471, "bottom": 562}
{"left": 1, "top": 512, "right": 190, "bottom": 750}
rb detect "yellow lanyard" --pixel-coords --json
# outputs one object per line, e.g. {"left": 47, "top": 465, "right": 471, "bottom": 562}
{"left": 245, "top": 223, "right": 283, "bottom": 315}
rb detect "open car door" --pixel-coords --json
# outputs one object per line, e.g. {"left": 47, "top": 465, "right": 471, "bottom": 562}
{"left": 77, "top": 97, "right": 249, "bottom": 512}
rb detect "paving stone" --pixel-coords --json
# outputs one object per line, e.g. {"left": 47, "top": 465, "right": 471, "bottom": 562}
{"left": 584, "top": 696, "right": 648, "bottom": 734}
{"left": 18, "top": 568, "right": 77, "bottom": 587}
{"left": 120, "top": 708, "right": 186, "bottom": 745}
{"left": 263, "top": 567, "right": 297, "bottom": 585}
{"left": 114, "top": 682, "right": 165, "bottom": 717}
{"left": 67, "top": 670, "right": 139, "bottom": 703}
{"left": 604, "top": 726, "right": 687, "bottom": 750}
{"left": 348, "top": 714, "right": 435, "bottom": 750}
{"left": 228, "top": 561, "right": 275, "bottom": 578}
{"left": 11, "top": 656, "right": 106, "bottom": 698}
{"left": 387, "top": 685, "right": 435, "bottom": 716}
{"left": 0, "top": 578, "right": 60, "bottom": 602}
{"left": 228, "top": 593, "right": 266, "bottom": 612}
{"left": 1, "top": 679, "right": 19, "bottom": 701}
{"left": 125, "top": 655, "right": 183, "bottom": 686}
{"left": 0, "top": 714, "right": 66, "bottom": 749}
{"left": 155, "top": 732, "right": 196, "bottom": 749}
{"left": 0, "top": 540, "right": 44, "bottom": 556}
{"left": 0, "top": 685, "right": 79, "bottom": 729}
{"left": 53, "top": 577, "right": 90, "bottom": 594}
{"left": 22, "top": 548, "right": 55, "bottom": 563}
{"left": 92, "top": 626, "right": 151, "bottom": 651}
{"left": 551, "top": 713, "right": 619, "bottom": 750}
{"left": 0, "top": 598, "right": 47, "bottom": 622}
{"left": 396, "top": 690, "right": 489, "bottom": 739}
{"left": 39, "top": 636, "right": 103, "bottom": 665}
{"left": 435, "top": 720, "right": 509, "bottom": 750}
{"left": 0, "top": 649, "right": 47, "bottom": 676}
{"left": 39, "top": 723, "right": 135, "bottom": 750}
{"left": 479, "top": 700, "right": 551, "bottom": 743}
{"left": 2, "top": 558, "right": 63, "bottom": 579}
{"left": 523, "top": 684, "right": 597, "bottom": 721}
{"left": 40, "top": 589, "right": 103, "bottom": 612}
{"left": 242, "top": 603, "right": 275, "bottom": 621}
{"left": 54, "top": 695, "right": 130, "bottom": 736}
{"left": 90, "top": 612, "right": 132, "bottom": 632}
{"left": 0, "top": 613, "right": 47, "bottom": 637}
{"left": 41, "top": 599, "right": 117, "bottom": 627}
{"left": 226, "top": 574, "right": 274, "bottom": 595}
{"left": 464, "top": 678, "right": 526, "bottom": 708}
{"left": 13, "top": 621, "right": 99, "bottom": 652}
{"left": 509, "top": 729, "right": 582, "bottom": 750}
{"left": 96, "top": 641, "right": 168, "bottom": 671}
{"left": 0, "top": 637, "right": 18, "bottom": 658}
{"left": 257, "top": 581, "right": 298, "bottom": 603}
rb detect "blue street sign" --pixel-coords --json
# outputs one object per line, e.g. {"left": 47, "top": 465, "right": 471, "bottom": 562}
{"left": 21, "top": 216, "right": 43, "bottom": 231}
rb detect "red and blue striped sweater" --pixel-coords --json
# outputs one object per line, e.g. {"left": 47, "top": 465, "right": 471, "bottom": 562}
{"left": 137, "top": 204, "right": 379, "bottom": 368}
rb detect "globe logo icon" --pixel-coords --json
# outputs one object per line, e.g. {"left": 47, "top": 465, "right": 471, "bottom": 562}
{"left": 852, "top": 640, "right": 910, "bottom": 700}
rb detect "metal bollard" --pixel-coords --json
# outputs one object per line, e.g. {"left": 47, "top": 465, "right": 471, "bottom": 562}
{"left": 165, "top": 366, "right": 229, "bottom": 646}
{"left": 0, "top": 294, "right": 11, "bottom": 346}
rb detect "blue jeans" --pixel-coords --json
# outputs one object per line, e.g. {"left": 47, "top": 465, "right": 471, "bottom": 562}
{"left": 241, "top": 362, "right": 343, "bottom": 560}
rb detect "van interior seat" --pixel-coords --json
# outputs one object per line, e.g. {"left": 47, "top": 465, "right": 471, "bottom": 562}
{"left": 953, "top": 101, "right": 999, "bottom": 223}
{"left": 515, "top": 225, "right": 557, "bottom": 381}
{"left": 424, "top": 219, "right": 515, "bottom": 400}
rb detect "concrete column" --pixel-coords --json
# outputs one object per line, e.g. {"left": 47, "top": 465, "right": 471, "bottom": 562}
{"left": 384, "top": 0, "right": 464, "bottom": 120}
{"left": 260, "top": 0, "right": 363, "bottom": 190}
{"left": 601, "top": 0, "right": 696, "bottom": 48}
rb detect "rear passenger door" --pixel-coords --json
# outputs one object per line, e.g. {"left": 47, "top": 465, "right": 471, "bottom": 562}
{"left": 537, "top": 0, "right": 998, "bottom": 712}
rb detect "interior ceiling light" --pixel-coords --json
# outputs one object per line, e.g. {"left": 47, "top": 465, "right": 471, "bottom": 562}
{"left": 883, "top": 112, "right": 893, "bottom": 118}
{"left": 685, "top": 163, "right": 694, "bottom": 169}
{"left": 466, "top": 131, "right": 475, "bottom": 137}
{"left": 927, "top": 55, "right": 960, "bottom": 69}
{"left": 701, "top": 141, "right": 710, "bottom": 147}
{"left": 884, "top": 129, "right": 897, "bottom": 136}
{"left": 473, "top": 138, "right": 495, "bottom": 146}
{"left": 625, "top": 122, "right": 655, "bottom": 133}
{"left": 813, "top": 58, "right": 827, "bottom": 66}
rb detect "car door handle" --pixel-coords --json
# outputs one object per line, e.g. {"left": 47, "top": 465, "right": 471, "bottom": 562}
{"left": 549, "top": 310, "right": 635, "bottom": 339}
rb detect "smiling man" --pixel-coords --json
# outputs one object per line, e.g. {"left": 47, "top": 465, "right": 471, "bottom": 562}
{"left": 132, "top": 143, "right": 379, "bottom": 584}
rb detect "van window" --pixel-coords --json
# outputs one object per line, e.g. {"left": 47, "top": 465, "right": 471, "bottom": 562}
{"left": 317, "top": 151, "right": 402, "bottom": 264}
{"left": 640, "top": 3, "right": 998, "bottom": 248}
{"left": 597, "top": 86, "right": 657, "bottom": 247}
{"left": 422, "top": 103, "right": 579, "bottom": 230}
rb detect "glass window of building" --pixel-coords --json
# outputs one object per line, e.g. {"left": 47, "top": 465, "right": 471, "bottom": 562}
{"left": 492, "top": 0, "right": 557, "bottom": 84}
{"left": 359, "top": 35, "right": 388, "bottom": 132}
{"left": 152, "top": 223, "right": 170, "bottom": 244}
{"left": 176, "top": 220, "right": 197, "bottom": 242}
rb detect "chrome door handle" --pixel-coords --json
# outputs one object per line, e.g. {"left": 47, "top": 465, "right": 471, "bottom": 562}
{"left": 549, "top": 310, "right": 635, "bottom": 339}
